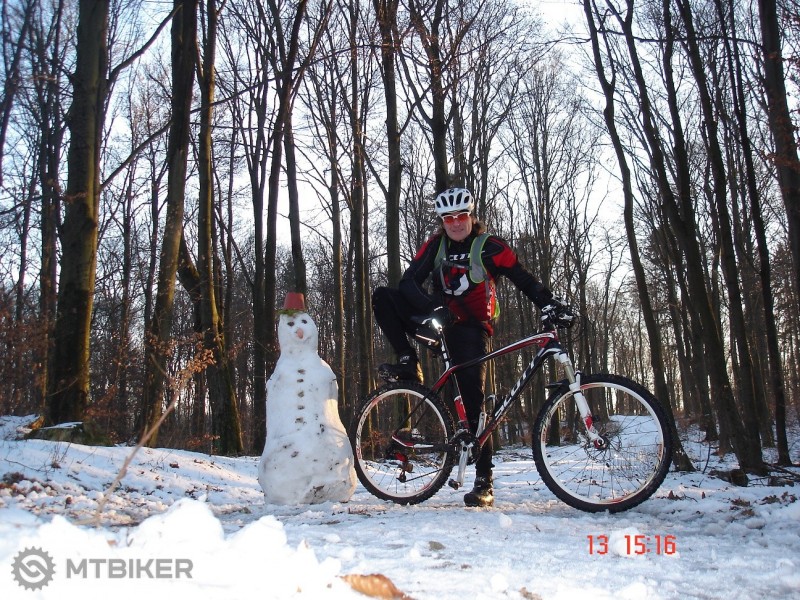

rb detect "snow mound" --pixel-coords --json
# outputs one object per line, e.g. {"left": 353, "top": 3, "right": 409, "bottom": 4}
{"left": 0, "top": 498, "right": 359, "bottom": 599}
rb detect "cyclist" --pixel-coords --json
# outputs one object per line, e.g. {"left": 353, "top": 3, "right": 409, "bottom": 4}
{"left": 372, "top": 187, "right": 574, "bottom": 507}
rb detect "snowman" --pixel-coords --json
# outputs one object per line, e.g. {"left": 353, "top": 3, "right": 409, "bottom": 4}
{"left": 258, "top": 292, "right": 357, "bottom": 504}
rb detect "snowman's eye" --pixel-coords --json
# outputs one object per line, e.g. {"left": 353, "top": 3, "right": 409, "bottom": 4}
{"left": 287, "top": 321, "right": 294, "bottom": 327}
{"left": 301, "top": 318, "right": 308, "bottom": 324}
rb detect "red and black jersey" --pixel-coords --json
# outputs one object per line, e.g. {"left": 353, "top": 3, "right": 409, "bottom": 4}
{"left": 397, "top": 231, "right": 553, "bottom": 334}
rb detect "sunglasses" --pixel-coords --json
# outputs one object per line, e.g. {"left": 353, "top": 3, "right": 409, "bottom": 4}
{"left": 441, "top": 211, "right": 471, "bottom": 224}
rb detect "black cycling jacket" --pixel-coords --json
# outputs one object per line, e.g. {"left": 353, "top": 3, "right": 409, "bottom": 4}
{"left": 398, "top": 231, "right": 553, "bottom": 333}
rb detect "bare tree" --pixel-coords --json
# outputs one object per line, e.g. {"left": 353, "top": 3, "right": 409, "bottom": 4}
{"left": 401, "top": 0, "right": 483, "bottom": 192}
{"left": 217, "top": 0, "right": 276, "bottom": 453}
{"left": 674, "top": 0, "right": 764, "bottom": 470}
{"left": 582, "top": 0, "right": 706, "bottom": 470}
{"left": 372, "top": 0, "right": 403, "bottom": 284}
{"left": 345, "top": 0, "right": 372, "bottom": 399}
{"left": 23, "top": 0, "right": 69, "bottom": 411}
{"left": 297, "top": 6, "right": 349, "bottom": 411}
{"left": 195, "top": 0, "right": 242, "bottom": 454}
{"left": 759, "top": 0, "right": 800, "bottom": 314}
{"left": 142, "top": 0, "right": 198, "bottom": 443}
{"left": 0, "top": 0, "right": 35, "bottom": 184}
{"left": 263, "top": 0, "right": 308, "bottom": 385}
{"left": 48, "top": 0, "right": 110, "bottom": 424}
{"left": 717, "top": 0, "right": 791, "bottom": 464}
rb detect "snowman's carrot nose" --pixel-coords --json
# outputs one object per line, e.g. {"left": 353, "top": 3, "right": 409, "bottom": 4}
{"left": 296, "top": 328, "right": 304, "bottom": 339}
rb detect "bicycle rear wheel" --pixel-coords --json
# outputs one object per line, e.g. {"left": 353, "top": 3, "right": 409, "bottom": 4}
{"left": 533, "top": 374, "right": 672, "bottom": 513}
{"left": 349, "top": 382, "right": 457, "bottom": 504}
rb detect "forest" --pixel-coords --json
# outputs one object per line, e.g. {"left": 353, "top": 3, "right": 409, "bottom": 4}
{"left": 0, "top": 0, "right": 798, "bottom": 475}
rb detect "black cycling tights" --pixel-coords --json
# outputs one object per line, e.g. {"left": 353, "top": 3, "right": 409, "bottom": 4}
{"left": 372, "top": 286, "right": 494, "bottom": 475}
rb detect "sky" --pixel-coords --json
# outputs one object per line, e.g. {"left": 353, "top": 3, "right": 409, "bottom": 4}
{"left": 1, "top": 413, "right": 799, "bottom": 600}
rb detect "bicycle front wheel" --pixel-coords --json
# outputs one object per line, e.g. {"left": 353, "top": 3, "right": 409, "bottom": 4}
{"left": 533, "top": 374, "right": 672, "bottom": 513}
{"left": 349, "top": 382, "right": 457, "bottom": 504}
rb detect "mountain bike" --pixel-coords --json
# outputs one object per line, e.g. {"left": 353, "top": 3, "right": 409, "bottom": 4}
{"left": 349, "top": 308, "right": 673, "bottom": 512}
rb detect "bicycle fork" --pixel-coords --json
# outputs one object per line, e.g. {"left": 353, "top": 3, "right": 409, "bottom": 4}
{"left": 555, "top": 351, "right": 606, "bottom": 448}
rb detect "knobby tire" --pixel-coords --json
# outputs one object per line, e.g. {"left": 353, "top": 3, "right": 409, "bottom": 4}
{"left": 349, "top": 382, "right": 457, "bottom": 504}
{"left": 532, "top": 373, "right": 673, "bottom": 512}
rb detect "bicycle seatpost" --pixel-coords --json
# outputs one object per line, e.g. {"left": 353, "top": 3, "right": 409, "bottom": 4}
{"left": 435, "top": 322, "right": 452, "bottom": 372}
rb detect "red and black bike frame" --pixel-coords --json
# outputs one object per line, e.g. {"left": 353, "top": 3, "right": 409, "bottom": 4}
{"left": 428, "top": 328, "right": 565, "bottom": 447}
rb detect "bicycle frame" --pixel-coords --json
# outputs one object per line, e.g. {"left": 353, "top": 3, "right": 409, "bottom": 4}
{"left": 418, "top": 318, "right": 603, "bottom": 489}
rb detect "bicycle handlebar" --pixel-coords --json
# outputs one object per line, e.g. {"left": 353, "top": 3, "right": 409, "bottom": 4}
{"left": 412, "top": 309, "right": 577, "bottom": 338}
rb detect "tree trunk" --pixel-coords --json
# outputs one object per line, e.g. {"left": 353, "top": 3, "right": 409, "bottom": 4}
{"left": 717, "top": 0, "right": 788, "bottom": 462}
{"left": 113, "top": 175, "right": 134, "bottom": 438}
{"left": 609, "top": 0, "right": 754, "bottom": 471}
{"left": 141, "top": 0, "right": 198, "bottom": 445}
{"left": 349, "top": 0, "right": 371, "bottom": 399}
{"left": 197, "top": 0, "right": 242, "bottom": 455}
{"left": 285, "top": 118, "right": 307, "bottom": 295}
{"left": 408, "top": 0, "right": 449, "bottom": 191}
{"left": 234, "top": 51, "right": 269, "bottom": 455}
{"left": 675, "top": 0, "right": 763, "bottom": 471}
{"left": 678, "top": 0, "right": 763, "bottom": 470}
{"left": 0, "top": 0, "right": 34, "bottom": 185}
{"left": 331, "top": 136, "right": 347, "bottom": 419}
{"left": 48, "top": 0, "right": 109, "bottom": 425}
{"left": 263, "top": 0, "right": 308, "bottom": 420}
{"left": 756, "top": 0, "right": 796, "bottom": 464}
{"left": 36, "top": 28, "right": 65, "bottom": 412}
{"left": 758, "top": 0, "right": 800, "bottom": 313}
{"left": 373, "top": 0, "right": 403, "bottom": 286}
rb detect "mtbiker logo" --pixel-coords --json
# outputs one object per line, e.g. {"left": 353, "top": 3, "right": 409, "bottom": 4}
{"left": 11, "top": 547, "right": 56, "bottom": 590}
{"left": 10, "top": 546, "right": 193, "bottom": 591}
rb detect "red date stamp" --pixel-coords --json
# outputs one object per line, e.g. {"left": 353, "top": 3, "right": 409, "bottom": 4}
{"left": 588, "top": 534, "right": 677, "bottom": 556}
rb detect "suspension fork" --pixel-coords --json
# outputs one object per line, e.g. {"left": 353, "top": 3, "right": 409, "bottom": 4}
{"left": 555, "top": 351, "right": 604, "bottom": 446}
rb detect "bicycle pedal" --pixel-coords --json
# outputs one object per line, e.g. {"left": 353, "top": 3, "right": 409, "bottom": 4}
{"left": 448, "top": 479, "right": 461, "bottom": 490}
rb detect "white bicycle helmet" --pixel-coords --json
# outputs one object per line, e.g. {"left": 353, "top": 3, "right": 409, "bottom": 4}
{"left": 434, "top": 187, "right": 475, "bottom": 216}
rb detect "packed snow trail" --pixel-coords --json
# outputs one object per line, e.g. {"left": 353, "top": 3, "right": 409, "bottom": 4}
{"left": 1, "top": 414, "right": 798, "bottom": 599}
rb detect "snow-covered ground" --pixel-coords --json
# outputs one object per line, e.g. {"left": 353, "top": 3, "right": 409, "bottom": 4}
{"left": 1, "top": 414, "right": 799, "bottom": 600}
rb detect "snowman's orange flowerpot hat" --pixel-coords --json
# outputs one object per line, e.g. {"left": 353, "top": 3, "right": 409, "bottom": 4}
{"left": 280, "top": 292, "right": 306, "bottom": 314}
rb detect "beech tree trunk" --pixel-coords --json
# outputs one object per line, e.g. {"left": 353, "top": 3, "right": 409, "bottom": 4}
{"left": 608, "top": 0, "right": 757, "bottom": 472}
{"left": 758, "top": 0, "right": 800, "bottom": 312}
{"left": 720, "top": 0, "right": 790, "bottom": 465}
{"left": 197, "top": 0, "right": 243, "bottom": 455}
{"left": 285, "top": 120, "right": 307, "bottom": 295}
{"left": 141, "top": 0, "right": 198, "bottom": 445}
{"left": 373, "top": 0, "right": 402, "bottom": 285}
{"left": 48, "top": 0, "right": 109, "bottom": 425}
{"left": 675, "top": 0, "right": 763, "bottom": 471}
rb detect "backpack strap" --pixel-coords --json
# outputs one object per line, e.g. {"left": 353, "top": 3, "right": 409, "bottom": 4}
{"left": 434, "top": 233, "right": 492, "bottom": 282}
{"left": 434, "top": 234, "right": 447, "bottom": 272}
{"left": 472, "top": 233, "right": 499, "bottom": 320}
{"left": 469, "top": 233, "right": 492, "bottom": 283}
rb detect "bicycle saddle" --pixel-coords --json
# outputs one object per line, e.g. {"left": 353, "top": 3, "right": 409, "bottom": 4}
{"left": 411, "top": 315, "right": 441, "bottom": 351}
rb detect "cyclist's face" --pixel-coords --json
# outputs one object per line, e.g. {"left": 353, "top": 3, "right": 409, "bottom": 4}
{"left": 441, "top": 211, "right": 473, "bottom": 242}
